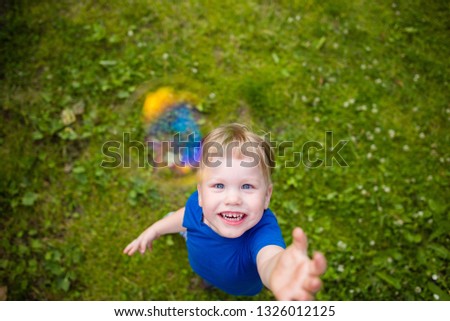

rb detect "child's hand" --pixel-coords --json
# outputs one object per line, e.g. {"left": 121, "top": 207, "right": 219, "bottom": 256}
{"left": 269, "top": 227, "right": 327, "bottom": 300}
{"left": 123, "top": 227, "right": 158, "bottom": 256}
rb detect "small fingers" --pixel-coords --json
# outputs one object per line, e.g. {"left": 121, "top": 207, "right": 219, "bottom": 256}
{"left": 123, "top": 239, "right": 144, "bottom": 256}
{"left": 303, "top": 276, "right": 322, "bottom": 294}
{"left": 139, "top": 240, "right": 147, "bottom": 254}
{"left": 123, "top": 240, "right": 137, "bottom": 255}
{"left": 295, "top": 291, "right": 314, "bottom": 301}
{"left": 311, "top": 252, "right": 327, "bottom": 276}
{"left": 284, "top": 289, "right": 314, "bottom": 301}
{"left": 292, "top": 227, "right": 308, "bottom": 254}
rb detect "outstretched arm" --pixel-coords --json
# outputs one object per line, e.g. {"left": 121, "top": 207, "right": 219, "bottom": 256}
{"left": 257, "top": 227, "right": 327, "bottom": 300}
{"left": 123, "top": 207, "right": 186, "bottom": 256}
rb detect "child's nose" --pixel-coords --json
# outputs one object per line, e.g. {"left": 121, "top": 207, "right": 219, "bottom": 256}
{"left": 225, "top": 189, "right": 242, "bottom": 205}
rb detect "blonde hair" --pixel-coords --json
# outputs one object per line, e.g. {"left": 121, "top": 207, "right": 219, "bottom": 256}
{"left": 200, "top": 123, "right": 275, "bottom": 183}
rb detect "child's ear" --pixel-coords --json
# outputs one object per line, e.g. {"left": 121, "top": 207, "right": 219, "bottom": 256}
{"left": 264, "top": 184, "right": 273, "bottom": 209}
{"left": 197, "top": 184, "right": 203, "bottom": 207}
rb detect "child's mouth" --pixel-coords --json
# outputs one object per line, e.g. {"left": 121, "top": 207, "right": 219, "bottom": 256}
{"left": 219, "top": 212, "right": 247, "bottom": 225}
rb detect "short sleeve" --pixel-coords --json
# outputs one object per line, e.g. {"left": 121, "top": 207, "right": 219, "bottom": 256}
{"left": 249, "top": 209, "right": 286, "bottom": 264}
{"left": 182, "top": 191, "right": 201, "bottom": 229}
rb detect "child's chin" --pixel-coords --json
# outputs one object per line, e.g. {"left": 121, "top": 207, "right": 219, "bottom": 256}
{"left": 218, "top": 228, "right": 245, "bottom": 239}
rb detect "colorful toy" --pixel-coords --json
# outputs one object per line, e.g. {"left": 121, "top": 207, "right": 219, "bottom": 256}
{"left": 142, "top": 87, "right": 202, "bottom": 174}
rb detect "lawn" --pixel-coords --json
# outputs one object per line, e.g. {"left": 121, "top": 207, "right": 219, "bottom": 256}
{"left": 0, "top": 0, "right": 448, "bottom": 300}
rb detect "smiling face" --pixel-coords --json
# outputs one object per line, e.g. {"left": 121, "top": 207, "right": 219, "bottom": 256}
{"left": 197, "top": 155, "right": 273, "bottom": 238}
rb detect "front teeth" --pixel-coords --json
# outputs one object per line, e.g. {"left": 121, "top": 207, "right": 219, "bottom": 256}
{"left": 221, "top": 213, "right": 244, "bottom": 221}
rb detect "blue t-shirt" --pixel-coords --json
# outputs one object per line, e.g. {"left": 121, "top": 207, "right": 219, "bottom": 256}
{"left": 182, "top": 191, "right": 286, "bottom": 296}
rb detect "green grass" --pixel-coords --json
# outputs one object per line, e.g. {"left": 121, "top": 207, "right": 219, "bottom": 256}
{"left": 0, "top": 0, "right": 448, "bottom": 300}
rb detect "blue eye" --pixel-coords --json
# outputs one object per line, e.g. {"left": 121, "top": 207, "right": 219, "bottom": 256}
{"left": 242, "top": 184, "right": 253, "bottom": 190}
{"left": 214, "top": 183, "right": 225, "bottom": 189}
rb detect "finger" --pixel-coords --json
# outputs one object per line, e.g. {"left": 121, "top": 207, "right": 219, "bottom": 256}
{"left": 310, "top": 252, "right": 327, "bottom": 276}
{"left": 139, "top": 240, "right": 147, "bottom": 254}
{"left": 275, "top": 290, "right": 291, "bottom": 301}
{"left": 292, "top": 227, "right": 308, "bottom": 254}
{"left": 123, "top": 241, "right": 138, "bottom": 255}
{"left": 302, "top": 293, "right": 314, "bottom": 301}
{"left": 301, "top": 292, "right": 314, "bottom": 301}
{"left": 276, "top": 280, "right": 316, "bottom": 301}
{"left": 303, "top": 276, "right": 322, "bottom": 294}
{"left": 291, "top": 290, "right": 314, "bottom": 301}
{"left": 123, "top": 242, "right": 134, "bottom": 255}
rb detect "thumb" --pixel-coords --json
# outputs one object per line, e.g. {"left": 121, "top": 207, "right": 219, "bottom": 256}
{"left": 292, "top": 227, "right": 308, "bottom": 254}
